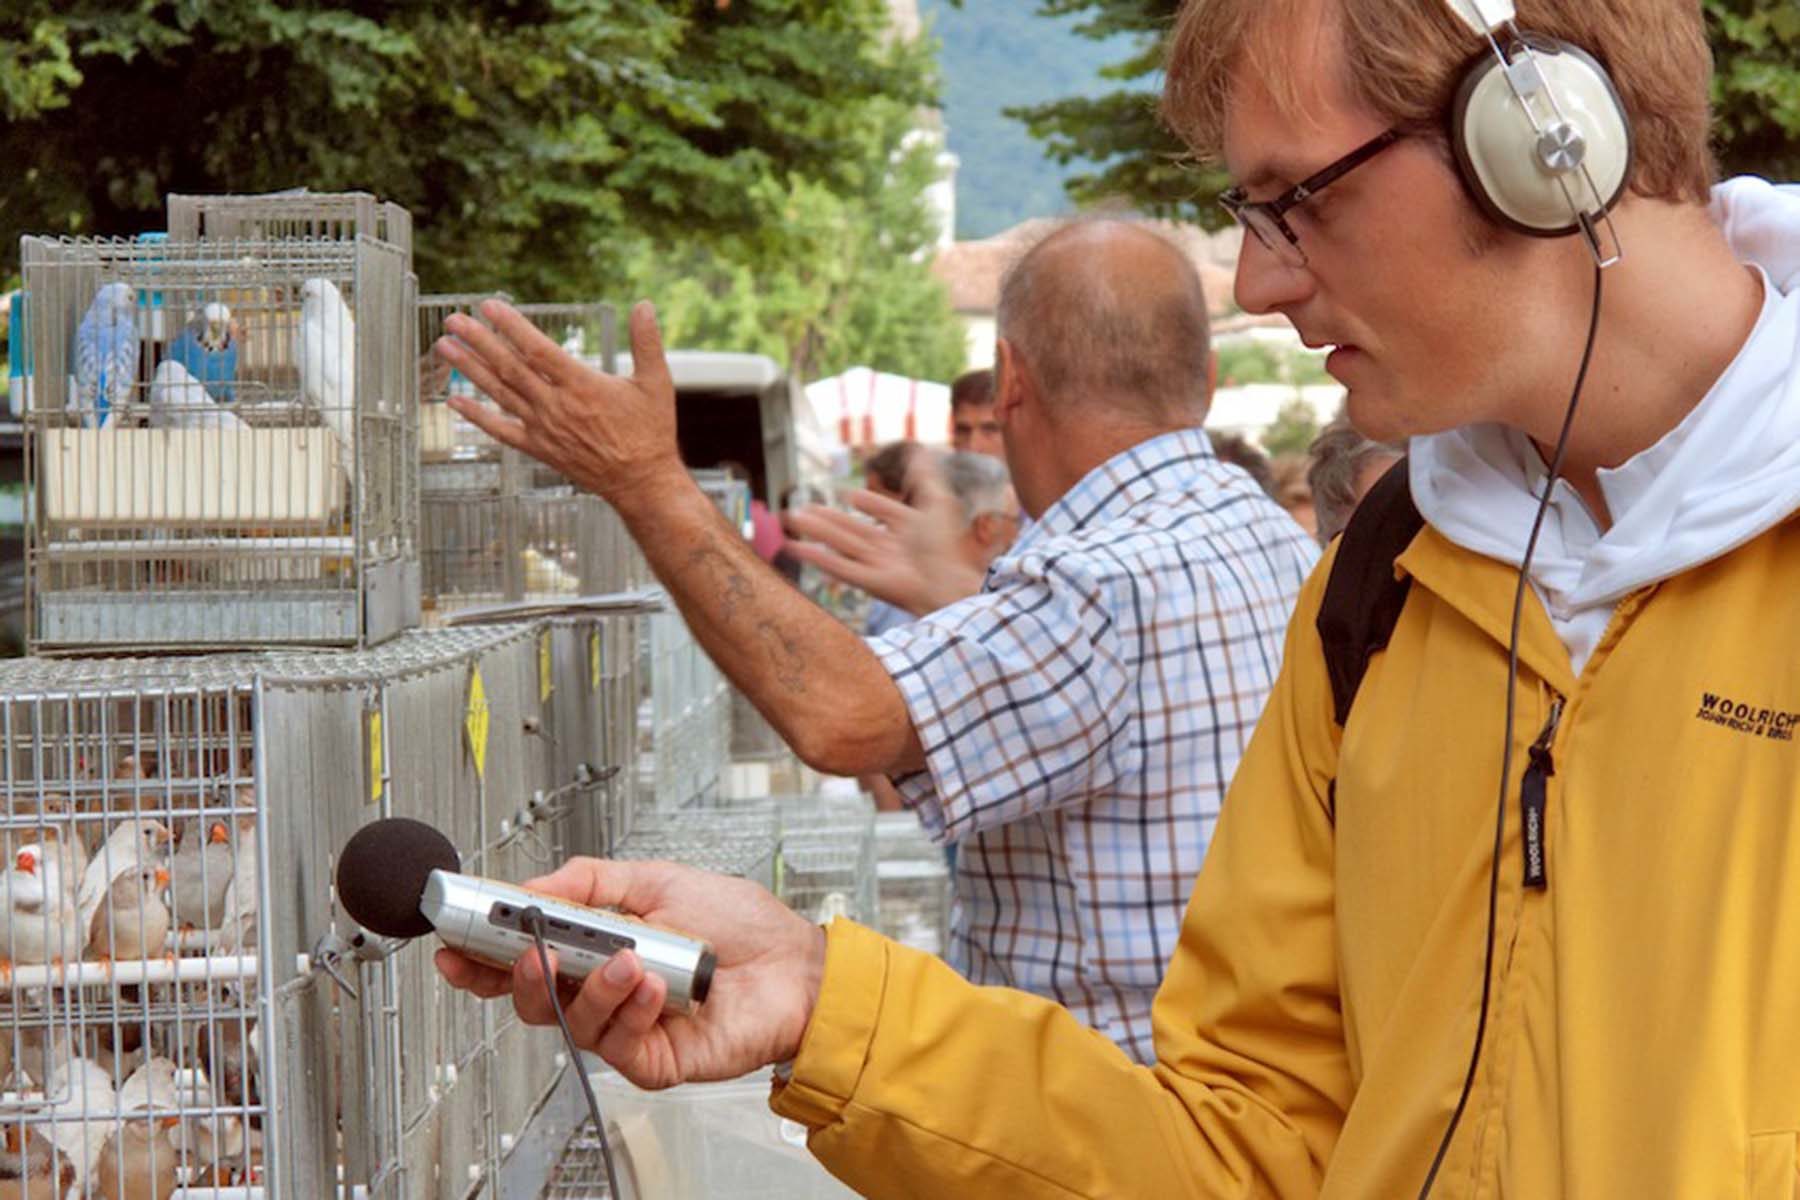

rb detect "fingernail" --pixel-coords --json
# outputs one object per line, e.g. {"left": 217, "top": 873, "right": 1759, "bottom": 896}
{"left": 634, "top": 985, "right": 660, "bottom": 1009}
{"left": 603, "top": 953, "right": 636, "bottom": 987}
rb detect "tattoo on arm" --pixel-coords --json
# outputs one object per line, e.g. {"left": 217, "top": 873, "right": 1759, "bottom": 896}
{"left": 687, "top": 534, "right": 808, "bottom": 694}
{"left": 755, "top": 622, "right": 809, "bottom": 695}
{"left": 688, "top": 543, "right": 754, "bottom": 621}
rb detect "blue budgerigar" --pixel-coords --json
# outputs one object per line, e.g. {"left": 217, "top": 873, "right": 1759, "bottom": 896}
{"left": 165, "top": 301, "right": 239, "bottom": 404}
{"left": 72, "top": 282, "right": 140, "bottom": 428}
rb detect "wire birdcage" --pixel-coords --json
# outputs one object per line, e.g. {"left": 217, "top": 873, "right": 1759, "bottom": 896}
{"left": 421, "top": 487, "right": 642, "bottom": 621}
{"left": 19, "top": 235, "right": 420, "bottom": 653}
{"left": 511, "top": 303, "right": 615, "bottom": 371}
{"left": 416, "top": 292, "right": 514, "bottom": 480}
{"left": 166, "top": 191, "right": 413, "bottom": 260}
{"left": 638, "top": 609, "right": 731, "bottom": 812}
{"left": 0, "top": 619, "right": 638, "bottom": 1199}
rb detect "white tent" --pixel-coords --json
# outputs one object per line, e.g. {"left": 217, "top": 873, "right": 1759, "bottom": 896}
{"left": 806, "top": 366, "right": 952, "bottom": 450}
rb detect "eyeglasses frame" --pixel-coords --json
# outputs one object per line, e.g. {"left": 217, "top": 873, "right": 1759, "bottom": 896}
{"left": 1219, "top": 128, "right": 1404, "bottom": 264}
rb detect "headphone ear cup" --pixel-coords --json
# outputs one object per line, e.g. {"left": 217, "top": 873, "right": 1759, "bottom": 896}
{"left": 1449, "top": 37, "right": 1634, "bottom": 236}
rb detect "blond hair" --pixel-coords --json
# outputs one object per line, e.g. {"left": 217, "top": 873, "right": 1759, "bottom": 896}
{"left": 1162, "top": 0, "right": 1716, "bottom": 206}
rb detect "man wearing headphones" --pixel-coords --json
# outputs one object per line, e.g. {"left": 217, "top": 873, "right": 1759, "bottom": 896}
{"left": 439, "top": 0, "right": 1800, "bottom": 1194}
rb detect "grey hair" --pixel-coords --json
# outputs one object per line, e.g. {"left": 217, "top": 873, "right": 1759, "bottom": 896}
{"left": 1308, "top": 417, "right": 1403, "bottom": 545}
{"left": 995, "top": 218, "right": 1212, "bottom": 420}
{"left": 939, "top": 451, "right": 1013, "bottom": 526}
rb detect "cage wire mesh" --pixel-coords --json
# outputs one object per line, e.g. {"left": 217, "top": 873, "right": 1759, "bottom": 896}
{"left": 416, "top": 293, "right": 512, "bottom": 477}
{"left": 637, "top": 610, "right": 731, "bottom": 812}
{"left": 422, "top": 488, "right": 642, "bottom": 622}
{"left": 0, "top": 618, "right": 641, "bottom": 1200}
{"left": 166, "top": 192, "right": 414, "bottom": 261}
{"left": 19, "top": 235, "right": 420, "bottom": 653}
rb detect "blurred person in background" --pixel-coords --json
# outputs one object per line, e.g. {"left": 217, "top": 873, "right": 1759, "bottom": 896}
{"left": 860, "top": 450, "right": 1021, "bottom": 826}
{"left": 858, "top": 440, "right": 922, "bottom": 636}
{"left": 1269, "top": 452, "right": 1317, "bottom": 537}
{"left": 1207, "top": 429, "right": 1276, "bottom": 496}
{"left": 1307, "top": 416, "right": 1403, "bottom": 544}
{"left": 436, "top": 216, "right": 1317, "bottom": 1061}
{"left": 948, "top": 368, "right": 1003, "bottom": 458}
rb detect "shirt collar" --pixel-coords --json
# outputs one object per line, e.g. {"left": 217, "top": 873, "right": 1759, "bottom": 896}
{"left": 1015, "top": 428, "right": 1215, "bottom": 551}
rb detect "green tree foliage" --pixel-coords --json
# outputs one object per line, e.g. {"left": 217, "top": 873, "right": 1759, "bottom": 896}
{"left": 0, "top": 1, "right": 966, "bottom": 381}
{"left": 1015, "top": 0, "right": 1800, "bottom": 223}
{"left": 1261, "top": 396, "right": 1322, "bottom": 458}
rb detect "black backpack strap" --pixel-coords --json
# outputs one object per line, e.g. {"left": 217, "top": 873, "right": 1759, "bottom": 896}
{"left": 1316, "top": 458, "right": 1425, "bottom": 726}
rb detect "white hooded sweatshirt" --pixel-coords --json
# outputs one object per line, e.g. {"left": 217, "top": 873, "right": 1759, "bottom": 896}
{"left": 1410, "top": 177, "right": 1800, "bottom": 674}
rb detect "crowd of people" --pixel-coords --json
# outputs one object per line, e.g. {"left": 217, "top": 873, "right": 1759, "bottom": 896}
{"left": 425, "top": 0, "right": 1800, "bottom": 1193}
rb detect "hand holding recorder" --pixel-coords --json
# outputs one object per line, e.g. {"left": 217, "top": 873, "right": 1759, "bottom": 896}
{"left": 428, "top": 852, "right": 827, "bottom": 1090}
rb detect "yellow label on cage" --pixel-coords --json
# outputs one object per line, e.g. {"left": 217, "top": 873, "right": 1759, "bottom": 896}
{"left": 466, "top": 668, "right": 491, "bottom": 780}
{"left": 590, "top": 630, "right": 602, "bottom": 692}
{"left": 539, "top": 632, "right": 554, "bottom": 704}
{"left": 369, "top": 711, "right": 384, "bottom": 804}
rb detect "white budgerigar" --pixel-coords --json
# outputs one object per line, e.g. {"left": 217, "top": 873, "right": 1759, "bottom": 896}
{"left": 148, "top": 360, "right": 249, "bottom": 432}
{"left": 297, "top": 278, "right": 356, "bottom": 454}
{"left": 72, "top": 282, "right": 139, "bottom": 428}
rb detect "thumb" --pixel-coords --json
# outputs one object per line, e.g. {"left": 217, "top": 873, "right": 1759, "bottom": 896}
{"left": 628, "top": 301, "right": 673, "bottom": 396}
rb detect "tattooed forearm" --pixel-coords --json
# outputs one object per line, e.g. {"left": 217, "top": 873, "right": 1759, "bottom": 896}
{"left": 687, "top": 541, "right": 755, "bottom": 621}
{"left": 755, "top": 621, "right": 810, "bottom": 695}
{"left": 686, "top": 535, "right": 809, "bottom": 693}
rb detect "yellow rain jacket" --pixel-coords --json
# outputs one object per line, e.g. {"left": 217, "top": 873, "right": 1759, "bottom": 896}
{"left": 772, "top": 517, "right": 1800, "bottom": 1197}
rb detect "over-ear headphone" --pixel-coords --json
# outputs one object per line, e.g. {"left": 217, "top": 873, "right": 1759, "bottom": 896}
{"left": 1441, "top": 0, "right": 1633, "bottom": 246}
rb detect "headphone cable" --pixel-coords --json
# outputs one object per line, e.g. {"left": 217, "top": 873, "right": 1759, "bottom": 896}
{"left": 1417, "top": 235, "right": 1604, "bottom": 1199}
{"left": 522, "top": 906, "right": 625, "bottom": 1200}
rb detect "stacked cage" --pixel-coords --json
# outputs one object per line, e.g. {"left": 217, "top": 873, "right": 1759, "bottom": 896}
{"left": 636, "top": 608, "right": 732, "bottom": 812}
{"left": 0, "top": 617, "right": 641, "bottom": 1200}
{"left": 167, "top": 192, "right": 413, "bottom": 260}
{"left": 416, "top": 296, "right": 642, "bottom": 620}
{"left": 20, "top": 235, "right": 419, "bottom": 652}
{"left": 769, "top": 795, "right": 878, "bottom": 928}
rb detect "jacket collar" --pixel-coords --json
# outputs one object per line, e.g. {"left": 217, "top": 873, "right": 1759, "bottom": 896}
{"left": 1016, "top": 427, "right": 1215, "bottom": 551}
{"left": 1396, "top": 524, "right": 1580, "bottom": 697}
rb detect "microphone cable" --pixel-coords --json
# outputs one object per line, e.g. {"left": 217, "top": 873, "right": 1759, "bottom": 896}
{"left": 522, "top": 906, "right": 624, "bottom": 1200}
{"left": 1417, "top": 233, "right": 1605, "bottom": 1200}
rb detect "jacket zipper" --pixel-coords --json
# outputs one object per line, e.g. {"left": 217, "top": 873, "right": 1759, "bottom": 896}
{"left": 1520, "top": 696, "right": 1563, "bottom": 890}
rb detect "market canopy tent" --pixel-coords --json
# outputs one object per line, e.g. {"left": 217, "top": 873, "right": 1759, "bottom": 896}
{"left": 806, "top": 366, "right": 952, "bottom": 450}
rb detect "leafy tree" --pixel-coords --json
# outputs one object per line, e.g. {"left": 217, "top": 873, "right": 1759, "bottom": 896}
{"left": 1261, "top": 396, "right": 1321, "bottom": 458}
{"left": 1015, "top": 0, "right": 1800, "bottom": 222}
{"left": 0, "top": 0, "right": 965, "bottom": 380}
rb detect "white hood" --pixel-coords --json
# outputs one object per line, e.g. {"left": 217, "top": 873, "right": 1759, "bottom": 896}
{"left": 1410, "top": 177, "right": 1800, "bottom": 673}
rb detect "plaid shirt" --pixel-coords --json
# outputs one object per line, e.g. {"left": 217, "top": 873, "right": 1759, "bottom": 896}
{"left": 870, "top": 428, "right": 1317, "bottom": 1063}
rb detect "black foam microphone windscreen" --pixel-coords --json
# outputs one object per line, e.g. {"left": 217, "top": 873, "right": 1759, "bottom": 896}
{"left": 337, "top": 817, "right": 462, "bottom": 938}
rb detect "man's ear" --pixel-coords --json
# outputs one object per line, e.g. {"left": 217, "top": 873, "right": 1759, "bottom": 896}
{"left": 994, "top": 339, "right": 1028, "bottom": 423}
{"left": 1207, "top": 349, "right": 1219, "bottom": 399}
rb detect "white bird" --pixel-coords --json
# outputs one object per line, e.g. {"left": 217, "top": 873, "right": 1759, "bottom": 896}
{"left": 117, "top": 1058, "right": 178, "bottom": 1113}
{"left": 212, "top": 805, "right": 259, "bottom": 957}
{"left": 296, "top": 278, "right": 356, "bottom": 454}
{"left": 212, "top": 812, "right": 258, "bottom": 955}
{"left": 27, "top": 1055, "right": 115, "bottom": 1197}
{"left": 1, "top": 845, "right": 81, "bottom": 975}
{"left": 146, "top": 361, "right": 248, "bottom": 433}
{"left": 75, "top": 822, "right": 172, "bottom": 944}
{"left": 72, "top": 283, "right": 139, "bottom": 429}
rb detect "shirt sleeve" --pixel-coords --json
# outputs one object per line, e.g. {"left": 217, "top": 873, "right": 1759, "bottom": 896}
{"left": 867, "top": 551, "right": 1132, "bottom": 844}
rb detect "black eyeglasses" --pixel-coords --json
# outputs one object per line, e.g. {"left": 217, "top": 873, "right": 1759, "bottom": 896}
{"left": 1219, "top": 129, "right": 1403, "bottom": 267}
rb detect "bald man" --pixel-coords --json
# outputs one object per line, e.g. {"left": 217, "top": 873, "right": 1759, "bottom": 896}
{"left": 433, "top": 218, "right": 1318, "bottom": 1061}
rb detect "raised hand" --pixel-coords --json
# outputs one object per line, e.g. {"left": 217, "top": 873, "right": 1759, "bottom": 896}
{"left": 434, "top": 857, "right": 826, "bottom": 1090}
{"left": 436, "top": 300, "right": 685, "bottom": 502}
{"left": 785, "top": 461, "right": 985, "bottom": 617}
